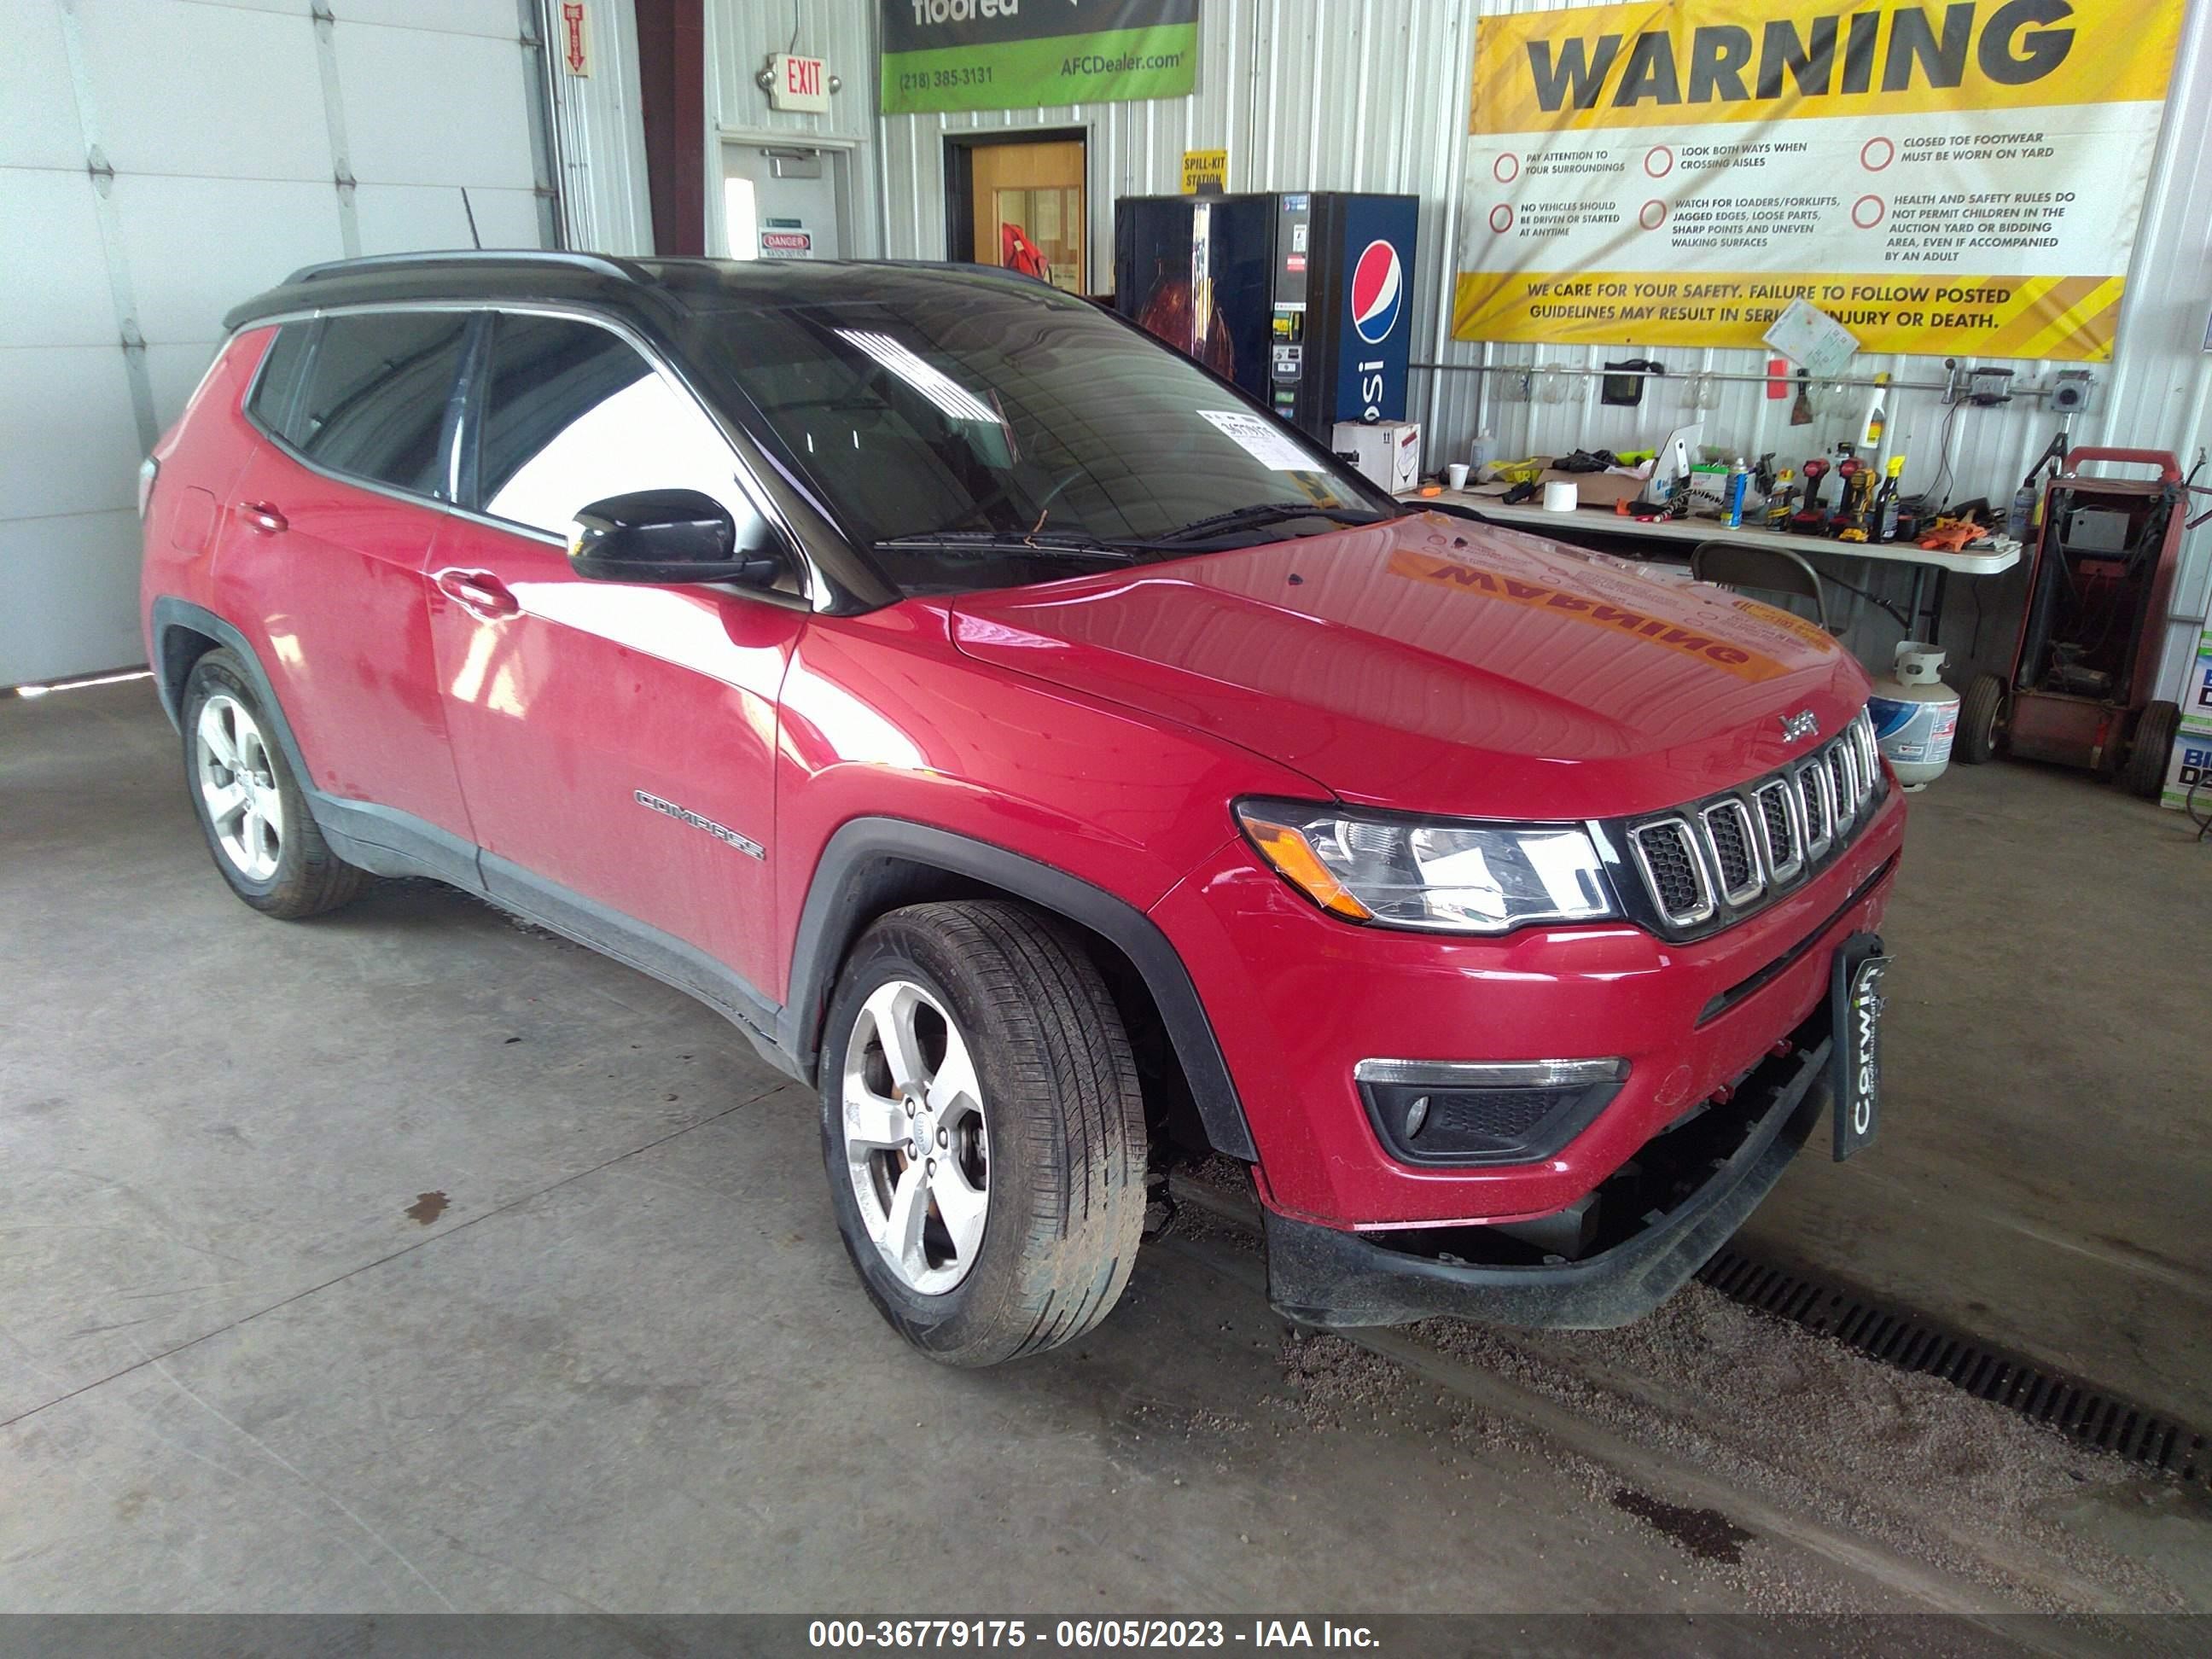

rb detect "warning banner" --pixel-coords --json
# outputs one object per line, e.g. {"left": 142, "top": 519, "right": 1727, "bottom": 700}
{"left": 1453, "top": 0, "right": 2182, "bottom": 362}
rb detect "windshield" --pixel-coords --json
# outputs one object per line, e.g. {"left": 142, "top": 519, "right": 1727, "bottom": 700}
{"left": 694, "top": 278, "right": 1402, "bottom": 595}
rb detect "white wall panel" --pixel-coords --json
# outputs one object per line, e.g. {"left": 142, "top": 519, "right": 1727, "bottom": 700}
{"left": 0, "top": 348, "right": 144, "bottom": 519}
{"left": 341, "top": 0, "right": 516, "bottom": 35}
{"left": 1, "top": 0, "right": 87, "bottom": 171}
{"left": 335, "top": 20, "right": 541, "bottom": 190}
{"left": 0, "top": 171, "right": 114, "bottom": 347}
{"left": 0, "top": 512, "right": 148, "bottom": 687}
{"left": 352, "top": 182, "right": 543, "bottom": 252}
{"left": 75, "top": 0, "right": 331, "bottom": 181}
{"left": 2, "top": 0, "right": 554, "bottom": 684}
{"left": 109, "top": 176, "right": 346, "bottom": 345}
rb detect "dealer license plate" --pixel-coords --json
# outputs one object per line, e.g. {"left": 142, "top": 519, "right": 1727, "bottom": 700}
{"left": 1831, "top": 933, "right": 1890, "bottom": 1161}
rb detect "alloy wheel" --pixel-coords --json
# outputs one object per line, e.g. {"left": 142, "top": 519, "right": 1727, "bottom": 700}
{"left": 841, "top": 978, "right": 990, "bottom": 1295}
{"left": 195, "top": 693, "right": 284, "bottom": 882}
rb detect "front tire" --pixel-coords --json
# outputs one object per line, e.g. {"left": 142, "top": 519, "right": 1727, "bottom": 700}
{"left": 2123, "top": 700, "right": 2180, "bottom": 800}
{"left": 1955, "top": 672, "right": 2006, "bottom": 765}
{"left": 819, "top": 900, "right": 1148, "bottom": 1366}
{"left": 180, "top": 649, "right": 365, "bottom": 918}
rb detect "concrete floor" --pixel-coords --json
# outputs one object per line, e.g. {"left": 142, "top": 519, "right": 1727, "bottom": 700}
{"left": 3, "top": 680, "right": 2208, "bottom": 1615}
{"left": 1738, "top": 748, "right": 2212, "bottom": 1426}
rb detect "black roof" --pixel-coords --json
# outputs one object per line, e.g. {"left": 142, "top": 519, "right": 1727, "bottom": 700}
{"left": 221, "top": 250, "right": 1062, "bottom": 334}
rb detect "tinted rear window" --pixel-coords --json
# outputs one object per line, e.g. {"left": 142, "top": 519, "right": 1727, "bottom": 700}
{"left": 246, "top": 323, "right": 312, "bottom": 444}
{"left": 294, "top": 311, "right": 471, "bottom": 497}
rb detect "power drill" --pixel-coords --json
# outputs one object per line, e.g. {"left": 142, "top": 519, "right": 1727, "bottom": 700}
{"left": 1791, "top": 457, "right": 1831, "bottom": 533}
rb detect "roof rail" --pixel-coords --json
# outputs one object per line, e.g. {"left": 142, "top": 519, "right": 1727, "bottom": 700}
{"left": 283, "top": 249, "right": 642, "bottom": 286}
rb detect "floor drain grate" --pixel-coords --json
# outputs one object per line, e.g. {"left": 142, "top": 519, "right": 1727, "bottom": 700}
{"left": 1696, "top": 1247, "right": 2209, "bottom": 1487}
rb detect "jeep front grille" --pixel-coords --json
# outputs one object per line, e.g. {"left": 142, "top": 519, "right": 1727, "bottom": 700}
{"left": 1616, "top": 707, "right": 1885, "bottom": 934}
{"left": 1627, "top": 818, "right": 1713, "bottom": 926}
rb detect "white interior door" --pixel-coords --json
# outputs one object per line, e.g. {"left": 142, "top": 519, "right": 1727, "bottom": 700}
{"left": 721, "top": 144, "right": 844, "bottom": 262}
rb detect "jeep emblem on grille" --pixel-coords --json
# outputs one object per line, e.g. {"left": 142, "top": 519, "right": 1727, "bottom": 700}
{"left": 1779, "top": 708, "right": 1819, "bottom": 742}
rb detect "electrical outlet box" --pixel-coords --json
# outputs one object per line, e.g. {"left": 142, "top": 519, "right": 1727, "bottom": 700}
{"left": 1967, "top": 366, "right": 2015, "bottom": 405}
{"left": 2051, "top": 369, "right": 2093, "bottom": 413}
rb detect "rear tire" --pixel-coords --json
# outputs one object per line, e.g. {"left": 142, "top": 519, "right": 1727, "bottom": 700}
{"left": 1955, "top": 672, "right": 2006, "bottom": 765}
{"left": 181, "top": 649, "right": 365, "bottom": 918}
{"left": 2123, "top": 701, "right": 2180, "bottom": 800}
{"left": 819, "top": 899, "right": 1148, "bottom": 1366}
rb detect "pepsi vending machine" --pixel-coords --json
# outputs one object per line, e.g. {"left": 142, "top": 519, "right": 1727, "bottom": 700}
{"left": 1113, "top": 191, "right": 1418, "bottom": 443}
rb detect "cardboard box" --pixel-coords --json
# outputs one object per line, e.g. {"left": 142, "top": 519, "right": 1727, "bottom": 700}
{"left": 2174, "top": 626, "right": 2212, "bottom": 733}
{"left": 2158, "top": 727, "right": 2212, "bottom": 812}
{"left": 1333, "top": 421, "right": 1420, "bottom": 494}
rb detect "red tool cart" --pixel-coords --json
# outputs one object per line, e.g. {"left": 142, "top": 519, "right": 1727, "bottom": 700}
{"left": 1956, "top": 448, "right": 2190, "bottom": 798}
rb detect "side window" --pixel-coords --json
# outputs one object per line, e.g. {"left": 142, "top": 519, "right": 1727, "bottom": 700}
{"left": 246, "top": 323, "right": 313, "bottom": 444}
{"left": 294, "top": 311, "right": 471, "bottom": 497}
{"left": 474, "top": 313, "right": 779, "bottom": 558}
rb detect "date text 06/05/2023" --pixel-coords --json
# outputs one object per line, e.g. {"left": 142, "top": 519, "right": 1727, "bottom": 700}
{"left": 806, "top": 1617, "right": 1382, "bottom": 1650}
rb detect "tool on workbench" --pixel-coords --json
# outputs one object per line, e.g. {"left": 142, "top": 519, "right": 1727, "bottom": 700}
{"left": 1765, "top": 469, "right": 1796, "bottom": 527}
{"left": 1833, "top": 451, "right": 1869, "bottom": 535}
{"left": 1791, "top": 457, "right": 1831, "bottom": 532}
{"left": 1873, "top": 456, "right": 1906, "bottom": 541}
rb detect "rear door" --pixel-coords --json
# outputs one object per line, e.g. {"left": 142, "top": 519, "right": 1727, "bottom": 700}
{"left": 425, "top": 310, "right": 804, "bottom": 997}
{"left": 212, "top": 310, "right": 475, "bottom": 848}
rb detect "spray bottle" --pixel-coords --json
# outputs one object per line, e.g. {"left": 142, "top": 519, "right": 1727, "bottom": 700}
{"left": 1876, "top": 454, "right": 1906, "bottom": 540}
{"left": 1858, "top": 373, "right": 1890, "bottom": 464}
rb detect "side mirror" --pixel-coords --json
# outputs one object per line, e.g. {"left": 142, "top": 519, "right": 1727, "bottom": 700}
{"left": 568, "top": 489, "right": 786, "bottom": 587}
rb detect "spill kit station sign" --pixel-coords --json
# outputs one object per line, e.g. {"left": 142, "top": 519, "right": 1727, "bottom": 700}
{"left": 1452, "top": 0, "right": 2182, "bottom": 361}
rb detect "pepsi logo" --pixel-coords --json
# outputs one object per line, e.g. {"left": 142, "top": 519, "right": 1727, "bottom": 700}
{"left": 1350, "top": 239, "right": 1404, "bottom": 345}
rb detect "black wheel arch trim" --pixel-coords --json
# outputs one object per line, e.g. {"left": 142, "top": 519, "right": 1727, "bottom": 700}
{"left": 783, "top": 818, "right": 1257, "bottom": 1161}
{"left": 152, "top": 599, "right": 312, "bottom": 773}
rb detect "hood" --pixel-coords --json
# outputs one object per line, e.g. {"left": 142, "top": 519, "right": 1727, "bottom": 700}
{"left": 949, "top": 512, "right": 1871, "bottom": 820}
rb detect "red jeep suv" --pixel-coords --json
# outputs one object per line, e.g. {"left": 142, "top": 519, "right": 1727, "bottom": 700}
{"left": 141, "top": 253, "right": 1903, "bottom": 1365}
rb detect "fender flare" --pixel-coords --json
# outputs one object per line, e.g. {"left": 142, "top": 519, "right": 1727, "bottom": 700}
{"left": 781, "top": 818, "right": 1256, "bottom": 1161}
{"left": 150, "top": 598, "right": 313, "bottom": 777}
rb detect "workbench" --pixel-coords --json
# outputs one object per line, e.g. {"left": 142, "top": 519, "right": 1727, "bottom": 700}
{"left": 1402, "top": 486, "right": 2023, "bottom": 643}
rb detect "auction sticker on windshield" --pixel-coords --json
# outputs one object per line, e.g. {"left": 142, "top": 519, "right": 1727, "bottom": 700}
{"left": 1198, "top": 408, "right": 1319, "bottom": 472}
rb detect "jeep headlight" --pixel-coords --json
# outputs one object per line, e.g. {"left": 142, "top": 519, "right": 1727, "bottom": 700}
{"left": 1236, "top": 800, "right": 1617, "bottom": 934}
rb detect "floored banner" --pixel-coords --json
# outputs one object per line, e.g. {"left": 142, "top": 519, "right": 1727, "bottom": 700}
{"left": 881, "top": 0, "right": 1199, "bottom": 114}
{"left": 1452, "top": 0, "right": 2182, "bottom": 361}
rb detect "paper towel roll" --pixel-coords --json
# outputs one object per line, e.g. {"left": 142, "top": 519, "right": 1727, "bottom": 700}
{"left": 1541, "top": 480, "right": 1578, "bottom": 512}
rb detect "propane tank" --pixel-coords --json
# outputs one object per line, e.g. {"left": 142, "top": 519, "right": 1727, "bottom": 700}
{"left": 1869, "top": 642, "right": 1960, "bottom": 790}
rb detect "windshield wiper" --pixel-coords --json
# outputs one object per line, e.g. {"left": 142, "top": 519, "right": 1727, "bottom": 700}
{"left": 872, "top": 529, "right": 1141, "bottom": 564}
{"left": 1149, "top": 500, "right": 1395, "bottom": 545}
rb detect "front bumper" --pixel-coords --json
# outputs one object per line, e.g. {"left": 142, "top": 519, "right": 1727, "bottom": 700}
{"left": 1261, "top": 1012, "right": 1831, "bottom": 1329}
{"left": 1150, "top": 785, "right": 1904, "bottom": 1229}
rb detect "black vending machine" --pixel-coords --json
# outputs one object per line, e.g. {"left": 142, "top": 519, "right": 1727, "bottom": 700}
{"left": 1113, "top": 191, "right": 1418, "bottom": 443}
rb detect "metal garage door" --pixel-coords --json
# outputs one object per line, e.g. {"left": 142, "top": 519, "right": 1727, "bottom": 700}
{"left": 1, "top": 0, "right": 556, "bottom": 687}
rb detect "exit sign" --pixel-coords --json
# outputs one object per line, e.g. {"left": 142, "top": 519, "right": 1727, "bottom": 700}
{"left": 770, "top": 53, "right": 830, "bottom": 114}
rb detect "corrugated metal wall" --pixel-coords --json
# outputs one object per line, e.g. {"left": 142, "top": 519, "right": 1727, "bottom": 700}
{"left": 581, "top": 0, "right": 2212, "bottom": 690}
{"left": 543, "top": 0, "right": 656, "bottom": 253}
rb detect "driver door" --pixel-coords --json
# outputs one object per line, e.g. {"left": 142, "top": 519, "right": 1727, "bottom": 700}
{"left": 426, "top": 311, "right": 806, "bottom": 998}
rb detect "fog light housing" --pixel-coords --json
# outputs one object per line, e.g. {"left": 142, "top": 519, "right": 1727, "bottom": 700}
{"left": 1353, "top": 1057, "right": 1627, "bottom": 1167}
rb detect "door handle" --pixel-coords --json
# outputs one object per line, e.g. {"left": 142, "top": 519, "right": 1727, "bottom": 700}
{"left": 241, "top": 501, "right": 288, "bottom": 534}
{"left": 434, "top": 568, "right": 521, "bottom": 620}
